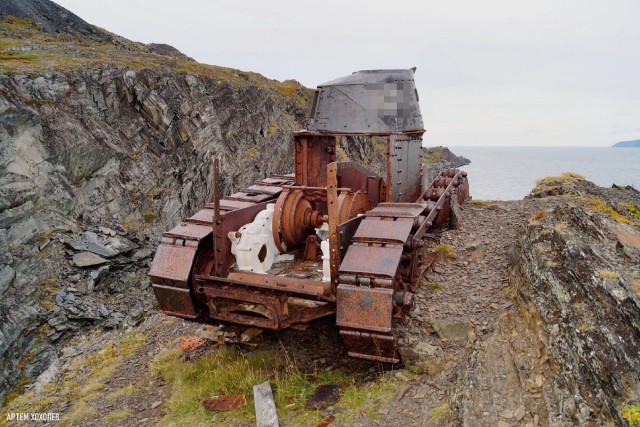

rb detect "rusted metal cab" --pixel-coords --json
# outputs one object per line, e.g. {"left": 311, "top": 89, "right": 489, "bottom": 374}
{"left": 148, "top": 69, "right": 469, "bottom": 363}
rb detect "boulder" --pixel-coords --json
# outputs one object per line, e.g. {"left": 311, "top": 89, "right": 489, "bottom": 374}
{"left": 397, "top": 340, "right": 445, "bottom": 375}
{"left": 71, "top": 252, "right": 108, "bottom": 267}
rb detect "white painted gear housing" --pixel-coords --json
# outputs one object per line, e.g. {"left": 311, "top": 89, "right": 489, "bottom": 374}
{"left": 229, "top": 204, "right": 280, "bottom": 274}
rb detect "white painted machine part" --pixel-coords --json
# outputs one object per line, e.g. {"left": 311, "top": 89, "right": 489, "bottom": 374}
{"left": 316, "top": 223, "right": 330, "bottom": 282}
{"left": 228, "top": 204, "right": 280, "bottom": 274}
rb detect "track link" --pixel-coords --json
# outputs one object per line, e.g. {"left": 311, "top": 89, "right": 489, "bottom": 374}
{"left": 336, "top": 168, "right": 469, "bottom": 362}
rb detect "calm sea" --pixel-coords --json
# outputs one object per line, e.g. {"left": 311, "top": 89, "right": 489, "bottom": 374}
{"left": 448, "top": 146, "right": 640, "bottom": 201}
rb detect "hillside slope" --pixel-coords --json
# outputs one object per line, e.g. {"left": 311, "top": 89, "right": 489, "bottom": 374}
{"left": 0, "top": 10, "right": 312, "bottom": 404}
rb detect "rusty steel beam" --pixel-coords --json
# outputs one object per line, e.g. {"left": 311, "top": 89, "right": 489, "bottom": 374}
{"left": 212, "top": 157, "right": 221, "bottom": 275}
{"left": 327, "top": 162, "right": 340, "bottom": 291}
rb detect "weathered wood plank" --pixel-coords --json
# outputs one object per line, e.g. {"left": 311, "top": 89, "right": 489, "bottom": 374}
{"left": 253, "top": 381, "right": 279, "bottom": 427}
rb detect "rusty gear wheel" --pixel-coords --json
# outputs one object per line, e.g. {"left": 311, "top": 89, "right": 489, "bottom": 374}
{"left": 337, "top": 190, "right": 370, "bottom": 223}
{"left": 272, "top": 189, "right": 315, "bottom": 251}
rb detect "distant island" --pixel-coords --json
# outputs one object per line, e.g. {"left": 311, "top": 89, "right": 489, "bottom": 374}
{"left": 612, "top": 139, "right": 640, "bottom": 147}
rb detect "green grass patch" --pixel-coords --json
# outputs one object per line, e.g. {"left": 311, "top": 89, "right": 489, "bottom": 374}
{"left": 276, "top": 80, "right": 300, "bottom": 98}
{"left": 422, "top": 280, "right": 442, "bottom": 292}
{"left": 422, "top": 146, "right": 446, "bottom": 163}
{"left": 151, "top": 346, "right": 395, "bottom": 426}
{"left": 143, "top": 212, "right": 158, "bottom": 224}
{"left": 584, "top": 197, "right": 639, "bottom": 226}
{"left": 434, "top": 244, "right": 455, "bottom": 256}
{"left": 64, "top": 401, "right": 98, "bottom": 426}
{"left": 622, "top": 402, "right": 640, "bottom": 426}
{"left": 623, "top": 203, "right": 640, "bottom": 221}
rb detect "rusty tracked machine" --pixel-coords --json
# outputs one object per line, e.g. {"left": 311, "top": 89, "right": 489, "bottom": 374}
{"left": 149, "top": 69, "right": 470, "bottom": 363}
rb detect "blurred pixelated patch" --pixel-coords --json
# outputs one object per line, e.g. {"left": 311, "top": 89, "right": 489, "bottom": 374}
{"left": 365, "top": 82, "right": 411, "bottom": 117}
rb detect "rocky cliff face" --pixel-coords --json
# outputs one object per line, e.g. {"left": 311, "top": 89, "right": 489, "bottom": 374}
{"left": 514, "top": 177, "right": 640, "bottom": 425}
{"left": 0, "top": 14, "right": 314, "bottom": 402}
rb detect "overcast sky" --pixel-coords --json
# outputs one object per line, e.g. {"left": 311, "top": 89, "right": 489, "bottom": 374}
{"left": 55, "top": 0, "right": 639, "bottom": 147}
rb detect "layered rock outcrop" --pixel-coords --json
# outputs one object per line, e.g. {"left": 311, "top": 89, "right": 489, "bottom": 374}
{"left": 0, "top": 28, "right": 312, "bottom": 402}
{"left": 514, "top": 178, "right": 640, "bottom": 425}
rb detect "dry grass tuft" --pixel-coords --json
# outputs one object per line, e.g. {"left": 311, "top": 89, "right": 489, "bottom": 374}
{"left": 106, "top": 384, "right": 137, "bottom": 400}
{"left": 4, "top": 332, "right": 146, "bottom": 426}
{"left": 64, "top": 401, "right": 98, "bottom": 426}
{"left": 536, "top": 172, "right": 585, "bottom": 186}
{"left": 598, "top": 270, "right": 620, "bottom": 280}
{"left": 103, "top": 409, "right": 132, "bottom": 423}
{"left": 426, "top": 402, "right": 452, "bottom": 423}
{"left": 471, "top": 199, "right": 498, "bottom": 209}
{"left": 531, "top": 210, "right": 547, "bottom": 221}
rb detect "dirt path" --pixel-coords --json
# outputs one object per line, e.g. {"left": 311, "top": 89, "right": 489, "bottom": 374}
{"left": 369, "top": 199, "right": 561, "bottom": 427}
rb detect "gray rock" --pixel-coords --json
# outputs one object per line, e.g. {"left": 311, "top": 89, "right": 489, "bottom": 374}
{"left": 67, "top": 232, "right": 137, "bottom": 258}
{"left": 430, "top": 319, "right": 473, "bottom": 340}
{"left": 47, "top": 314, "right": 67, "bottom": 328}
{"left": 89, "top": 265, "right": 109, "bottom": 281}
{"left": 104, "top": 311, "right": 125, "bottom": 328}
{"left": 0, "top": 266, "right": 16, "bottom": 296}
{"left": 516, "top": 198, "right": 640, "bottom": 424}
{"left": 397, "top": 341, "right": 445, "bottom": 375}
{"left": 98, "top": 226, "right": 116, "bottom": 236}
{"left": 71, "top": 252, "right": 108, "bottom": 267}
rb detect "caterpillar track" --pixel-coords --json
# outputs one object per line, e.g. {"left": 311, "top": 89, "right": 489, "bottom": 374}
{"left": 337, "top": 168, "right": 468, "bottom": 362}
{"left": 149, "top": 69, "right": 470, "bottom": 363}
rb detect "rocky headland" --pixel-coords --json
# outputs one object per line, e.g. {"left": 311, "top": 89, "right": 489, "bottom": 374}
{"left": 613, "top": 140, "right": 640, "bottom": 148}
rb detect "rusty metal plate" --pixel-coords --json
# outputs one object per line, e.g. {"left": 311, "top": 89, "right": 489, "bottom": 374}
{"left": 335, "top": 284, "right": 393, "bottom": 332}
{"left": 164, "top": 222, "right": 212, "bottom": 241}
{"left": 258, "top": 177, "right": 293, "bottom": 185}
{"left": 152, "top": 284, "right": 198, "bottom": 318}
{"left": 339, "top": 215, "right": 364, "bottom": 260}
{"left": 148, "top": 243, "right": 198, "bottom": 287}
{"left": 389, "top": 135, "right": 423, "bottom": 203}
{"left": 205, "top": 199, "right": 256, "bottom": 211}
{"left": 339, "top": 244, "right": 403, "bottom": 278}
{"left": 226, "top": 192, "right": 273, "bottom": 203}
{"left": 353, "top": 218, "right": 413, "bottom": 244}
{"left": 246, "top": 184, "right": 283, "bottom": 195}
{"left": 339, "top": 329, "right": 399, "bottom": 363}
{"left": 366, "top": 203, "right": 424, "bottom": 218}
{"left": 187, "top": 208, "right": 214, "bottom": 225}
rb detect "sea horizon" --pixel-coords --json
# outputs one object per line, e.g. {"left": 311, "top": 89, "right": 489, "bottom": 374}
{"left": 447, "top": 146, "right": 640, "bottom": 200}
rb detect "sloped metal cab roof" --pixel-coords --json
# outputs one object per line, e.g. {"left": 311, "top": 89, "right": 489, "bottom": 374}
{"left": 307, "top": 69, "right": 424, "bottom": 134}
